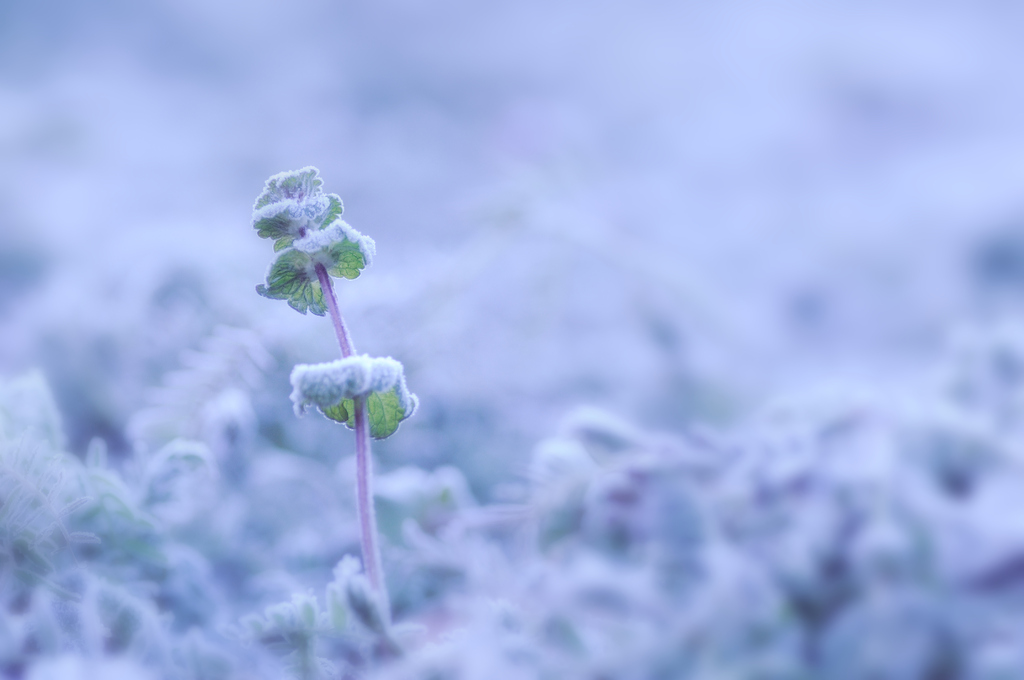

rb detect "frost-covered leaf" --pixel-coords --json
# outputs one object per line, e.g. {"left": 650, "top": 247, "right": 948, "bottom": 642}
{"left": 319, "top": 193, "right": 344, "bottom": 230}
{"left": 293, "top": 219, "right": 375, "bottom": 278}
{"left": 327, "top": 390, "right": 416, "bottom": 439}
{"left": 252, "top": 194, "right": 338, "bottom": 251}
{"left": 326, "top": 238, "right": 369, "bottom": 280}
{"left": 253, "top": 167, "right": 377, "bottom": 289}
{"left": 252, "top": 202, "right": 300, "bottom": 248}
{"left": 290, "top": 356, "right": 418, "bottom": 439}
{"left": 252, "top": 166, "right": 356, "bottom": 253}
{"left": 253, "top": 167, "right": 324, "bottom": 211}
{"left": 321, "top": 400, "right": 350, "bottom": 423}
{"left": 256, "top": 249, "right": 326, "bottom": 316}
{"left": 255, "top": 223, "right": 375, "bottom": 313}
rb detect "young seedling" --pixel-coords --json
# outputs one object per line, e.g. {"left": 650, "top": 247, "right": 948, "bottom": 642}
{"left": 252, "top": 167, "right": 417, "bottom": 609}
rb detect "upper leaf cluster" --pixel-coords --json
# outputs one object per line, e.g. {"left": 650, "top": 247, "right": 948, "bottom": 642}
{"left": 252, "top": 167, "right": 376, "bottom": 315}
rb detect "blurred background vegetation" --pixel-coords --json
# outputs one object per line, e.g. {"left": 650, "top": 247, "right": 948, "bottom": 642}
{"left": 5, "top": 1, "right": 1024, "bottom": 494}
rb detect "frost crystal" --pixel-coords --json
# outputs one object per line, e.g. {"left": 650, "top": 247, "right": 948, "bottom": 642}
{"left": 294, "top": 219, "right": 376, "bottom": 267}
{"left": 251, "top": 166, "right": 349, "bottom": 252}
{"left": 253, "top": 167, "right": 325, "bottom": 211}
{"left": 290, "top": 356, "right": 418, "bottom": 439}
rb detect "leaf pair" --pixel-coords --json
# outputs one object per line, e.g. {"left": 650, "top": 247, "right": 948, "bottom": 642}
{"left": 255, "top": 243, "right": 366, "bottom": 316}
{"left": 290, "top": 357, "right": 419, "bottom": 439}
{"left": 252, "top": 167, "right": 376, "bottom": 315}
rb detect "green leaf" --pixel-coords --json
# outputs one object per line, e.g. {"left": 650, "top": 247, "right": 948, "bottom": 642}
{"left": 254, "top": 167, "right": 323, "bottom": 211}
{"left": 290, "top": 356, "right": 418, "bottom": 439}
{"left": 253, "top": 196, "right": 335, "bottom": 252}
{"left": 293, "top": 220, "right": 374, "bottom": 278}
{"left": 322, "top": 401, "right": 350, "bottom": 424}
{"left": 365, "top": 389, "right": 408, "bottom": 439}
{"left": 325, "top": 239, "right": 367, "bottom": 280}
{"left": 256, "top": 250, "right": 326, "bottom": 316}
{"left": 252, "top": 171, "right": 346, "bottom": 251}
{"left": 317, "top": 193, "right": 344, "bottom": 228}
{"left": 320, "top": 388, "right": 411, "bottom": 439}
{"left": 253, "top": 206, "right": 294, "bottom": 244}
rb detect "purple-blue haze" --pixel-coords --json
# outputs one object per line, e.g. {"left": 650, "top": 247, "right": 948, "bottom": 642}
{"left": 3, "top": 2, "right": 1024, "bottom": 678}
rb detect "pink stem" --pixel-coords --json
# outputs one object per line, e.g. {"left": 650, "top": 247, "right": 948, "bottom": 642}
{"left": 352, "top": 394, "right": 384, "bottom": 595}
{"left": 315, "top": 263, "right": 387, "bottom": 601}
{"left": 315, "top": 264, "right": 355, "bottom": 357}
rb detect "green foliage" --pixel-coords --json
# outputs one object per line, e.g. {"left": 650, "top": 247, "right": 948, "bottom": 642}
{"left": 0, "top": 374, "right": 237, "bottom": 678}
{"left": 239, "top": 556, "right": 401, "bottom": 680}
{"left": 254, "top": 167, "right": 324, "bottom": 211}
{"left": 255, "top": 236, "right": 371, "bottom": 315}
{"left": 256, "top": 250, "right": 327, "bottom": 316}
{"left": 361, "top": 387, "right": 413, "bottom": 440}
{"left": 290, "top": 357, "right": 419, "bottom": 439}
{"left": 252, "top": 167, "right": 333, "bottom": 252}
{"left": 0, "top": 376, "right": 93, "bottom": 604}
{"left": 325, "top": 390, "right": 409, "bottom": 440}
{"left": 321, "top": 237, "right": 368, "bottom": 280}
{"left": 252, "top": 167, "right": 374, "bottom": 315}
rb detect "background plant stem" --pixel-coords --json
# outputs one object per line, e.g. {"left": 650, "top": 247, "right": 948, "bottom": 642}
{"left": 315, "top": 263, "right": 387, "bottom": 603}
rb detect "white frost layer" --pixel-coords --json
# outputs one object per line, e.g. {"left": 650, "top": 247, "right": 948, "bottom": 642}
{"left": 293, "top": 219, "right": 377, "bottom": 266}
{"left": 252, "top": 198, "right": 297, "bottom": 222}
{"left": 252, "top": 194, "right": 331, "bottom": 230}
{"left": 253, "top": 166, "right": 323, "bottom": 210}
{"left": 289, "top": 355, "right": 417, "bottom": 416}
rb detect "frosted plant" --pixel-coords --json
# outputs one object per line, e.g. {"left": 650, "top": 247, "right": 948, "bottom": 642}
{"left": 239, "top": 556, "right": 404, "bottom": 679}
{"left": 0, "top": 374, "right": 98, "bottom": 606}
{"left": 290, "top": 357, "right": 418, "bottom": 439}
{"left": 252, "top": 167, "right": 418, "bottom": 612}
{"left": 127, "top": 326, "right": 271, "bottom": 454}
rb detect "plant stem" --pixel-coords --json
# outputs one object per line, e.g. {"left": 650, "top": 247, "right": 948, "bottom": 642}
{"left": 315, "top": 264, "right": 355, "bottom": 357}
{"left": 315, "top": 263, "right": 387, "bottom": 603}
{"left": 351, "top": 394, "right": 384, "bottom": 594}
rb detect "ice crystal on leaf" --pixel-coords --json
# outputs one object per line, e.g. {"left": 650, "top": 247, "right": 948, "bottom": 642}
{"left": 252, "top": 167, "right": 340, "bottom": 252}
{"left": 254, "top": 167, "right": 324, "bottom": 210}
{"left": 289, "top": 356, "right": 419, "bottom": 439}
{"left": 250, "top": 164, "right": 372, "bottom": 262}
{"left": 293, "top": 219, "right": 376, "bottom": 267}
